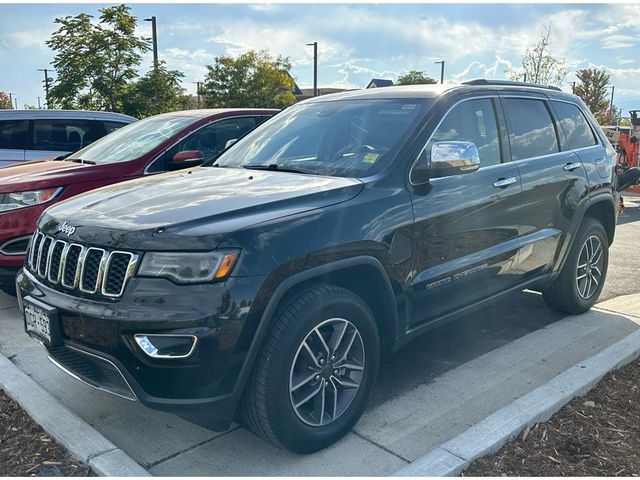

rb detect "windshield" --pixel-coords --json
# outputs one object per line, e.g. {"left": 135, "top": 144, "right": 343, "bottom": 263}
{"left": 214, "top": 99, "right": 430, "bottom": 177}
{"left": 66, "top": 115, "right": 198, "bottom": 164}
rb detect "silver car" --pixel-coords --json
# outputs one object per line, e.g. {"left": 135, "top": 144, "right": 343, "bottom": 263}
{"left": 0, "top": 110, "right": 136, "bottom": 167}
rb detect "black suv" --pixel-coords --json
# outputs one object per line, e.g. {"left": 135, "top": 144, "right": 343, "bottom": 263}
{"left": 16, "top": 80, "right": 618, "bottom": 453}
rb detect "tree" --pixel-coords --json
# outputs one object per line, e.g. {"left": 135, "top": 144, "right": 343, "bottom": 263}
{"left": 0, "top": 91, "right": 11, "bottom": 109}
{"left": 507, "top": 25, "right": 566, "bottom": 86}
{"left": 202, "top": 50, "right": 296, "bottom": 108}
{"left": 122, "top": 62, "right": 193, "bottom": 118}
{"left": 46, "top": 5, "right": 149, "bottom": 111}
{"left": 574, "top": 69, "right": 614, "bottom": 124}
{"left": 396, "top": 70, "right": 437, "bottom": 85}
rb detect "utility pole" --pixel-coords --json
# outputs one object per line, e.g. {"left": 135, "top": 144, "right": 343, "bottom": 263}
{"left": 14, "top": 97, "right": 18, "bottom": 110}
{"left": 8, "top": 92, "right": 12, "bottom": 109}
{"left": 38, "top": 68, "right": 50, "bottom": 108}
{"left": 195, "top": 81, "right": 201, "bottom": 108}
{"left": 37, "top": 97, "right": 41, "bottom": 109}
{"left": 144, "top": 16, "right": 159, "bottom": 71}
{"left": 434, "top": 60, "right": 445, "bottom": 84}
{"left": 306, "top": 42, "right": 318, "bottom": 96}
{"left": 609, "top": 85, "right": 615, "bottom": 117}
{"left": 523, "top": 73, "right": 527, "bottom": 82}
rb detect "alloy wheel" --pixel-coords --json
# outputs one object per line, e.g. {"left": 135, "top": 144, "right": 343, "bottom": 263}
{"left": 576, "top": 235, "right": 604, "bottom": 299}
{"left": 289, "top": 318, "right": 365, "bottom": 427}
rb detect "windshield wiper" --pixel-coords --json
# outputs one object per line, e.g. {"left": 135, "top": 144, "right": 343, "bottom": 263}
{"left": 67, "top": 158, "right": 96, "bottom": 165}
{"left": 243, "top": 164, "right": 316, "bottom": 175}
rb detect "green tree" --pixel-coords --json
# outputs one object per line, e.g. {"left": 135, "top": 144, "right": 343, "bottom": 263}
{"left": 0, "top": 91, "right": 11, "bottom": 109}
{"left": 574, "top": 68, "right": 613, "bottom": 124}
{"left": 46, "top": 5, "right": 149, "bottom": 111}
{"left": 507, "top": 25, "right": 566, "bottom": 86}
{"left": 396, "top": 70, "right": 437, "bottom": 85}
{"left": 202, "top": 50, "right": 295, "bottom": 108}
{"left": 122, "top": 62, "right": 193, "bottom": 118}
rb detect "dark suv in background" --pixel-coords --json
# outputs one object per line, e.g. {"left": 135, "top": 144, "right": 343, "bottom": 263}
{"left": 17, "top": 80, "right": 618, "bottom": 453}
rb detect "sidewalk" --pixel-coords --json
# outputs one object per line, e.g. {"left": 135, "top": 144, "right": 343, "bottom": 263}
{"left": 2, "top": 289, "right": 639, "bottom": 475}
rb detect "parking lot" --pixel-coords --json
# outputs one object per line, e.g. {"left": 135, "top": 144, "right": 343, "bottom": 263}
{"left": 0, "top": 196, "right": 638, "bottom": 475}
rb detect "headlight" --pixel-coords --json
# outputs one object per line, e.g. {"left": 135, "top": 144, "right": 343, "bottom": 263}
{"left": 0, "top": 187, "right": 63, "bottom": 212}
{"left": 137, "top": 250, "right": 240, "bottom": 284}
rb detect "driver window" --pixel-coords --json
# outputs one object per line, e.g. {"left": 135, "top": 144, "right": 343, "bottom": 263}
{"left": 424, "top": 98, "right": 501, "bottom": 167}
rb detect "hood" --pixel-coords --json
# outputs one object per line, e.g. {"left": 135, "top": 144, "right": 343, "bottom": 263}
{"left": 0, "top": 159, "right": 130, "bottom": 191}
{"left": 40, "top": 167, "right": 363, "bottom": 250}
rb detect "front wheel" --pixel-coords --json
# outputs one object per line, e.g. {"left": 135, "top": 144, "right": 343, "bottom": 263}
{"left": 543, "top": 218, "right": 609, "bottom": 314}
{"left": 239, "top": 284, "right": 380, "bottom": 453}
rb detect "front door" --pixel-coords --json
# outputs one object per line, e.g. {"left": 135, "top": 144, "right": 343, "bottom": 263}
{"left": 407, "top": 97, "right": 522, "bottom": 326}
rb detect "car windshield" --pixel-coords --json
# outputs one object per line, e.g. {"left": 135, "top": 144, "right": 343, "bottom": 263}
{"left": 214, "top": 99, "right": 430, "bottom": 177}
{"left": 65, "top": 115, "right": 198, "bottom": 164}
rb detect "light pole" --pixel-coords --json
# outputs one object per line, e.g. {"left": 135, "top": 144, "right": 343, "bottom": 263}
{"left": 144, "top": 16, "right": 159, "bottom": 71}
{"left": 37, "top": 68, "right": 50, "bottom": 108}
{"left": 195, "top": 81, "right": 202, "bottom": 108}
{"left": 7, "top": 92, "right": 12, "bottom": 109}
{"left": 306, "top": 42, "right": 318, "bottom": 96}
{"left": 434, "top": 60, "right": 445, "bottom": 84}
{"left": 609, "top": 85, "right": 615, "bottom": 117}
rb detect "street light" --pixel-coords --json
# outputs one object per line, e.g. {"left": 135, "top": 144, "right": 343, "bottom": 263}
{"left": 144, "top": 16, "right": 159, "bottom": 70}
{"left": 37, "top": 68, "right": 51, "bottom": 108}
{"left": 608, "top": 85, "right": 615, "bottom": 117}
{"left": 306, "top": 42, "right": 318, "bottom": 96}
{"left": 434, "top": 60, "right": 445, "bottom": 84}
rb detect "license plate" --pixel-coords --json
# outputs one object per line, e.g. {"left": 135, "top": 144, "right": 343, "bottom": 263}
{"left": 24, "top": 301, "right": 52, "bottom": 344}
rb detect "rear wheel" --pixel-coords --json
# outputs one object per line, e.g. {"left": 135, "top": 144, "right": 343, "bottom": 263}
{"left": 543, "top": 218, "right": 608, "bottom": 314}
{"left": 239, "top": 284, "right": 379, "bottom": 453}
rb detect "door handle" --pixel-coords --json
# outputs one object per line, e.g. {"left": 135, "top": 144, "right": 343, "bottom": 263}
{"left": 563, "top": 162, "right": 582, "bottom": 172}
{"left": 493, "top": 177, "right": 518, "bottom": 188}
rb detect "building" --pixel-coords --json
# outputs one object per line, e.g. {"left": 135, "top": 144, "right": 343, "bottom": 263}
{"left": 366, "top": 78, "right": 394, "bottom": 89}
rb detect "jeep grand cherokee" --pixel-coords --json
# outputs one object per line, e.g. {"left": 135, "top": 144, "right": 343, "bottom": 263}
{"left": 16, "top": 80, "right": 618, "bottom": 453}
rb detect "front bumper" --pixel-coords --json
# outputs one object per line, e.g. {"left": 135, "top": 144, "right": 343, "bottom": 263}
{"left": 16, "top": 268, "right": 265, "bottom": 429}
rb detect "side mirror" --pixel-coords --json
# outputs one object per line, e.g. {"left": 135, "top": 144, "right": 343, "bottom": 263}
{"left": 224, "top": 138, "right": 238, "bottom": 149}
{"left": 171, "top": 150, "right": 205, "bottom": 168}
{"left": 412, "top": 141, "right": 480, "bottom": 184}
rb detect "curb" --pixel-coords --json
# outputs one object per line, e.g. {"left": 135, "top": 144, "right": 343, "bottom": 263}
{"left": 0, "top": 354, "right": 150, "bottom": 477}
{"left": 393, "top": 325, "right": 640, "bottom": 476}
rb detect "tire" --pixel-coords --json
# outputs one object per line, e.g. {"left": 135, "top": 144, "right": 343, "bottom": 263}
{"left": 0, "top": 278, "right": 16, "bottom": 297}
{"left": 543, "top": 218, "right": 609, "bottom": 314}
{"left": 239, "top": 284, "right": 380, "bottom": 453}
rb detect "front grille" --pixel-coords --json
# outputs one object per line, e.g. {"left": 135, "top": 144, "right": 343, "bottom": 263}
{"left": 27, "top": 231, "right": 138, "bottom": 299}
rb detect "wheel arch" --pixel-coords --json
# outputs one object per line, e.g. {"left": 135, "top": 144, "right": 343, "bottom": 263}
{"left": 582, "top": 195, "right": 616, "bottom": 245}
{"left": 229, "top": 256, "right": 400, "bottom": 413}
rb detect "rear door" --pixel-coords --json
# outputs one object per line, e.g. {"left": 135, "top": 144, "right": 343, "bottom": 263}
{"left": 407, "top": 96, "right": 523, "bottom": 326}
{"left": 499, "top": 94, "right": 590, "bottom": 281}
{"left": 0, "top": 119, "right": 28, "bottom": 166}
{"left": 26, "top": 118, "right": 99, "bottom": 160}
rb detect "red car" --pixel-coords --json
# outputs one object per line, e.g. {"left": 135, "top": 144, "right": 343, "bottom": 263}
{"left": 0, "top": 108, "right": 277, "bottom": 294}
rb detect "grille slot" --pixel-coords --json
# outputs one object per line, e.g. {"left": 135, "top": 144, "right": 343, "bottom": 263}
{"left": 26, "top": 231, "right": 138, "bottom": 299}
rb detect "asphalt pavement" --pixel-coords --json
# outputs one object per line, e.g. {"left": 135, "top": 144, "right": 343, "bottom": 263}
{"left": 1, "top": 196, "right": 639, "bottom": 475}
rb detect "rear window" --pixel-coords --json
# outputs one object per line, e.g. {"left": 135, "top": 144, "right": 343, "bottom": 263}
{"left": 0, "top": 120, "right": 28, "bottom": 150}
{"left": 552, "top": 101, "right": 597, "bottom": 150}
{"left": 31, "top": 119, "right": 95, "bottom": 152}
{"left": 502, "top": 98, "right": 559, "bottom": 161}
{"left": 102, "top": 121, "right": 129, "bottom": 134}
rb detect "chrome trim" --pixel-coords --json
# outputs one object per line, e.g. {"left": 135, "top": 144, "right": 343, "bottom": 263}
{"left": 61, "top": 243, "right": 83, "bottom": 289}
{"left": 47, "top": 239, "right": 66, "bottom": 283}
{"left": 35, "top": 232, "right": 46, "bottom": 274}
{"left": 493, "top": 177, "right": 518, "bottom": 188}
{"left": 48, "top": 346, "right": 137, "bottom": 402}
{"left": 79, "top": 247, "right": 107, "bottom": 294}
{"left": 101, "top": 251, "right": 138, "bottom": 298}
{"left": 0, "top": 235, "right": 33, "bottom": 256}
{"left": 134, "top": 333, "right": 198, "bottom": 359}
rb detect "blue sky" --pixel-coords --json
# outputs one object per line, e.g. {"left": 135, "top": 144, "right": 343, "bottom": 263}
{"left": 1, "top": 3, "right": 639, "bottom": 114}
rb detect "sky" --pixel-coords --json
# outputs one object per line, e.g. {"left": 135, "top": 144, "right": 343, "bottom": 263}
{"left": 0, "top": 2, "right": 639, "bottom": 114}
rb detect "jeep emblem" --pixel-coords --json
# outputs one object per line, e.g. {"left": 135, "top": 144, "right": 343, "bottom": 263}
{"left": 58, "top": 222, "right": 76, "bottom": 237}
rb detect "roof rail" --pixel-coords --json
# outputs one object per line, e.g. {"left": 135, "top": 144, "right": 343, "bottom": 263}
{"left": 462, "top": 79, "right": 563, "bottom": 92}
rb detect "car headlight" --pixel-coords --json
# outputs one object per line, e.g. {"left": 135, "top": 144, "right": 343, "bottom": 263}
{"left": 137, "top": 250, "right": 240, "bottom": 284}
{"left": 0, "top": 187, "right": 63, "bottom": 212}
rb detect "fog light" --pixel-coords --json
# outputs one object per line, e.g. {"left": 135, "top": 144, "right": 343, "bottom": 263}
{"left": 134, "top": 334, "right": 197, "bottom": 359}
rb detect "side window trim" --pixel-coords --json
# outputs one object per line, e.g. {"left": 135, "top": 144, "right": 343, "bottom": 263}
{"left": 550, "top": 99, "right": 601, "bottom": 151}
{"left": 498, "top": 94, "right": 563, "bottom": 162}
{"left": 144, "top": 115, "right": 260, "bottom": 174}
{"left": 409, "top": 95, "right": 501, "bottom": 182}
